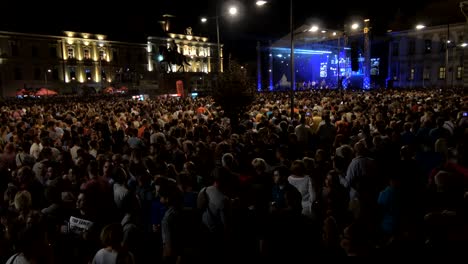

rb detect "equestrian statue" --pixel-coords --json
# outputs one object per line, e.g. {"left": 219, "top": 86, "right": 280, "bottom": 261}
{"left": 159, "top": 40, "right": 191, "bottom": 73}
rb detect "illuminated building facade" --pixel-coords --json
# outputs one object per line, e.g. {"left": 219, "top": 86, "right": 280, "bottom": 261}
{"left": 387, "top": 22, "right": 466, "bottom": 88}
{"left": 147, "top": 27, "right": 221, "bottom": 74}
{"left": 0, "top": 27, "right": 222, "bottom": 97}
{"left": 0, "top": 30, "right": 149, "bottom": 97}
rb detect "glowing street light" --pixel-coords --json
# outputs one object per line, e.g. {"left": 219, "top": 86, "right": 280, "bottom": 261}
{"left": 202, "top": 5, "right": 239, "bottom": 72}
{"left": 461, "top": 43, "right": 468, "bottom": 47}
{"left": 309, "top": 25, "right": 319, "bottom": 32}
{"left": 229, "top": 7, "right": 238, "bottom": 16}
{"left": 351, "top": 23, "right": 359, "bottom": 30}
{"left": 256, "top": 0, "right": 267, "bottom": 6}
{"left": 416, "top": 24, "right": 426, "bottom": 30}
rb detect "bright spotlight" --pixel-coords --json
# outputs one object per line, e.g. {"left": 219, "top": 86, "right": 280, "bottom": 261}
{"left": 351, "top": 23, "right": 359, "bottom": 30}
{"left": 201, "top": 17, "right": 207, "bottom": 23}
{"left": 461, "top": 43, "right": 468, "bottom": 47}
{"left": 415, "top": 24, "right": 425, "bottom": 30}
{"left": 256, "top": 0, "right": 267, "bottom": 6}
{"left": 309, "top": 25, "right": 319, "bottom": 32}
{"left": 229, "top": 7, "right": 238, "bottom": 16}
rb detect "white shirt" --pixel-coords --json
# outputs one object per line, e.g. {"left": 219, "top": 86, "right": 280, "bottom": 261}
{"left": 114, "top": 183, "right": 129, "bottom": 209}
{"left": 6, "top": 253, "right": 30, "bottom": 264}
{"left": 70, "top": 145, "right": 81, "bottom": 160}
{"left": 92, "top": 248, "right": 117, "bottom": 264}
{"left": 288, "top": 175, "right": 315, "bottom": 217}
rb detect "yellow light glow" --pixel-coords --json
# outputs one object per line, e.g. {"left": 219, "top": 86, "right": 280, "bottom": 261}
{"left": 187, "top": 35, "right": 193, "bottom": 40}
{"left": 83, "top": 34, "right": 89, "bottom": 39}
{"left": 66, "top": 32, "right": 74, "bottom": 37}
{"left": 99, "top": 43, "right": 104, "bottom": 47}
{"left": 97, "top": 36, "right": 104, "bottom": 40}
{"left": 84, "top": 41, "right": 89, "bottom": 46}
{"left": 67, "top": 39, "right": 74, "bottom": 45}
{"left": 95, "top": 67, "right": 100, "bottom": 82}
{"left": 202, "top": 38, "right": 208, "bottom": 42}
{"left": 79, "top": 74, "right": 84, "bottom": 83}
{"left": 169, "top": 34, "right": 176, "bottom": 38}
{"left": 107, "top": 78, "right": 112, "bottom": 82}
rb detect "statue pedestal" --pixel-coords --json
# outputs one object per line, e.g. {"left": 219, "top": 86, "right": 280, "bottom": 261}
{"left": 159, "top": 72, "right": 205, "bottom": 97}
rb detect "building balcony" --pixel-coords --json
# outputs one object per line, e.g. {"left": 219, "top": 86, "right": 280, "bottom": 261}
{"left": 83, "top": 58, "right": 94, "bottom": 66}
{"left": 67, "top": 58, "right": 77, "bottom": 65}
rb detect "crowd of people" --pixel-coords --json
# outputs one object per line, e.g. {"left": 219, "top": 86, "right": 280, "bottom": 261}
{"left": 0, "top": 88, "right": 467, "bottom": 263}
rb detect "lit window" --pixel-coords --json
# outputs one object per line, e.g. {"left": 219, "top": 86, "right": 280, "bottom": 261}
{"left": 99, "top": 50, "right": 106, "bottom": 60}
{"left": 439, "top": 67, "right": 446, "bottom": 79}
{"left": 85, "top": 69, "right": 92, "bottom": 80}
{"left": 69, "top": 67, "right": 76, "bottom": 80}
{"left": 457, "top": 66, "right": 463, "bottom": 79}
{"left": 84, "top": 49, "right": 90, "bottom": 59}
{"left": 67, "top": 48, "right": 74, "bottom": 59}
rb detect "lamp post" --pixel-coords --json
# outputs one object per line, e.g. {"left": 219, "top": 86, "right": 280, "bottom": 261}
{"left": 44, "top": 69, "right": 51, "bottom": 86}
{"left": 416, "top": 24, "right": 426, "bottom": 87}
{"left": 201, "top": 5, "right": 238, "bottom": 73}
{"left": 289, "top": 0, "right": 295, "bottom": 118}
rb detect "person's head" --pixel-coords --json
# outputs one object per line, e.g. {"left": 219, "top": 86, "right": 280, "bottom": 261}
{"left": 222, "top": 153, "right": 235, "bottom": 170}
{"left": 276, "top": 145, "right": 288, "bottom": 160}
{"left": 103, "top": 160, "right": 113, "bottom": 176}
{"left": 290, "top": 160, "right": 306, "bottom": 176}
{"left": 354, "top": 140, "right": 367, "bottom": 157}
{"left": 252, "top": 158, "right": 267, "bottom": 175}
{"left": 14, "top": 190, "right": 32, "bottom": 212}
{"left": 87, "top": 160, "right": 99, "bottom": 179}
{"left": 100, "top": 223, "right": 123, "bottom": 250}
{"left": 273, "top": 166, "right": 289, "bottom": 185}
{"left": 158, "top": 182, "right": 183, "bottom": 208}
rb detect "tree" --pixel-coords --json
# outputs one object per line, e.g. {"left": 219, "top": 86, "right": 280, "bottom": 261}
{"left": 213, "top": 61, "right": 255, "bottom": 133}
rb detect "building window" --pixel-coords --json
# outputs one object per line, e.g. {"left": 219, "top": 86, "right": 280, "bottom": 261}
{"left": 31, "top": 46, "right": 38, "bottom": 57}
{"left": 408, "top": 40, "right": 415, "bottom": 55}
{"left": 112, "top": 50, "right": 118, "bottom": 62}
{"left": 424, "top": 40, "right": 432, "bottom": 54}
{"left": 101, "top": 70, "right": 107, "bottom": 80}
{"left": 439, "top": 67, "right": 446, "bottom": 79}
{"left": 84, "top": 49, "right": 90, "bottom": 59}
{"left": 49, "top": 46, "right": 57, "bottom": 58}
{"left": 99, "top": 50, "right": 106, "bottom": 60}
{"left": 391, "top": 42, "right": 399, "bottom": 56}
{"left": 457, "top": 66, "right": 463, "bottom": 79}
{"left": 409, "top": 68, "right": 415, "bottom": 80}
{"left": 34, "top": 68, "right": 41, "bottom": 80}
{"left": 14, "top": 68, "right": 22, "bottom": 80}
{"left": 67, "top": 48, "right": 74, "bottom": 59}
{"left": 69, "top": 68, "right": 76, "bottom": 80}
{"left": 10, "top": 41, "right": 18, "bottom": 56}
{"left": 423, "top": 68, "right": 430, "bottom": 80}
{"left": 85, "top": 69, "right": 92, "bottom": 81}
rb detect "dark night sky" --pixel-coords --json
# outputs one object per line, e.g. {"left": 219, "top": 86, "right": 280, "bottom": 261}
{"left": 0, "top": 0, "right": 464, "bottom": 62}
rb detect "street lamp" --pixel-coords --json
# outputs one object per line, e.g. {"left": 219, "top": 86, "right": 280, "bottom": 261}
{"left": 256, "top": 0, "right": 267, "bottom": 6}
{"left": 416, "top": 24, "right": 426, "bottom": 30}
{"left": 45, "top": 69, "right": 51, "bottom": 86}
{"left": 201, "top": 5, "right": 238, "bottom": 72}
{"left": 309, "top": 25, "right": 319, "bottom": 32}
{"left": 351, "top": 23, "right": 360, "bottom": 30}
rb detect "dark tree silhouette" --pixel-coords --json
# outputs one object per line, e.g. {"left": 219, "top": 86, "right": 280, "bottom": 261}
{"left": 213, "top": 61, "right": 255, "bottom": 133}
